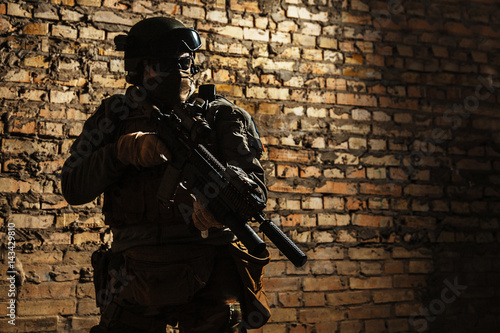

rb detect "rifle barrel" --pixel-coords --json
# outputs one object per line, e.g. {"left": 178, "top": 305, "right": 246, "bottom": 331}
{"left": 259, "top": 218, "right": 308, "bottom": 268}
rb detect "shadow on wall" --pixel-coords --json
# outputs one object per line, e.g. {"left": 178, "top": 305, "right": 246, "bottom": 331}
{"left": 368, "top": 0, "right": 500, "bottom": 331}
{"left": 422, "top": 244, "right": 500, "bottom": 333}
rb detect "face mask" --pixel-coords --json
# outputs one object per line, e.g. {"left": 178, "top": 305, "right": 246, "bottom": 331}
{"left": 142, "top": 60, "right": 195, "bottom": 108}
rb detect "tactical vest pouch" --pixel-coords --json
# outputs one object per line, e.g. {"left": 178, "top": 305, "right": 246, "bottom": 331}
{"left": 229, "top": 241, "right": 271, "bottom": 329}
{"left": 122, "top": 245, "right": 216, "bottom": 307}
{"left": 91, "top": 247, "right": 113, "bottom": 310}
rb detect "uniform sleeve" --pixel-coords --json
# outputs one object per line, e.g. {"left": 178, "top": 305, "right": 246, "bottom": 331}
{"left": 61, "top": 99, "right": 131, "bottom": 205}
{"left": 212, "top": 105, "right": 268, "bottom": 202}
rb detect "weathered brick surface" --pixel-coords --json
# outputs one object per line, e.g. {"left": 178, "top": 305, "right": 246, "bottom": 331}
{"left": 1, "top": 0, "right": 499, "bottom": 332}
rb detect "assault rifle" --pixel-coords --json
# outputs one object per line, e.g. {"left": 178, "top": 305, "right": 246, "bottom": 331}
{"left": 151, "top": 88, "right": 307, "bottom": 267}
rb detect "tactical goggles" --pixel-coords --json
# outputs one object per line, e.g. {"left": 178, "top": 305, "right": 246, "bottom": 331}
{"left": 179, "top": 54, "right": 199, "bottom": 75}
{"left": 154, "top": 28, "right": 202, "bottom": 56}
{"left": 157, "top": 54, "right": 199, "bottom": 75}
{"left": 117, "top": 27, "right": 202, "bottom": 72}
{"left": 177, "top": 55, "right": 193, "bottom": 71}
{"left": 173, "top": 28, "right": 202, "bottom": 53}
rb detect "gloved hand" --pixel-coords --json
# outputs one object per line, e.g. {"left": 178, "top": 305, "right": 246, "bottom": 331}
{"left": 192, "top": 199, "right": 224, "bottom": 238}
{"left": 116, "top": 131, "right": 171, "bottom": 168}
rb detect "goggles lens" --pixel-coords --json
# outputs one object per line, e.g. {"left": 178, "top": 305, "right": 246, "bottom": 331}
{"left": 157, "top": 55, "right": 194, "bottom": 73}
{"left": 179, "top": 29, "right": 202, "bottom": 52}
{"left": 177, "top": 55, "right": 192, "bottom": 71}
{"left": 152, "top": 28, "right": 201, "bottom": 59}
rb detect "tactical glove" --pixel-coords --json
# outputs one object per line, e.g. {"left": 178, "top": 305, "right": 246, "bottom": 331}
{"left": 192, "top": 199, "right": 224, "bottom": 238}
{"left": 116, "top": 131, "right": 171, "bottom": 168}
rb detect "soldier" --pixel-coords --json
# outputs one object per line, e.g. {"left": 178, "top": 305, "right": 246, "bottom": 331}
{"left": 61, "top": 17, "right": 271, "bottom": 333}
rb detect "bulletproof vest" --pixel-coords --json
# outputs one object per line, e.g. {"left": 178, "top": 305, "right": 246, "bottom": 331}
{"left": 101, "top": 87, "right": 264, "bottom": 229}
{"left": 99, "top": 89, "right": 188, "bottom": 228}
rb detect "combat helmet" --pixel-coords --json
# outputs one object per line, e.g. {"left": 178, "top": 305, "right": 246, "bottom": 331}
{"left": 115, "top": 17, "right": 202, "bottom": 82}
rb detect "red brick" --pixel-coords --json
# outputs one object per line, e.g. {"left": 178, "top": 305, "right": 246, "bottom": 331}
{"left": 388, "top": 167, "right": 409, "bottom": 180}
{"left": 352, "top": 214, "right": 393, "bottom": 228}
{"left": 342, "top": 12, "right": 372, "bottom": 24}
{"left": 359, "top": 183, "right": 402, "bottom": 196}
{"left": 77, "top": 298, "right": 100, "bottom": 315}
{"left": 281, "top": 214, "right": 316, "bottom": 227}
{"left": 19, "top": 282, "right": 76, "bottom": 300}
{"left": 384, "top": 261, "right": 405, "bottom": 274}
{"left": 379, "top": 96, "right": 419, "bottom": 110}
{"left": 268, "top": 148, "right": 314, "bottom": 163}
{"left": 278, "top": 292, "right": 303, "bottom": 307}
{"left": 270, "top": 308, "right": 297, "bottom": 322}
{"left": 316, "top": 322, "right": 339, "bottom": 333}
{"left": 364, "top": 319, "right": 387, "bottom": 333}
{"left": 444, "top": 22, "right": 474, "bottom": 36}
{"left": 303, "top": 276, "right": 347, "bottom": 291}
{"left": 258, "top": 102, "right": 281, "bottom": 115}
{"left": 404, "top": 184, "right": 443, "bottom": 197}
{"left": 348, "top": 248, "right": 390, "bottom": 260}
{"left": 408, "top": 18, "right": 439, "bottom": 31}
{"left": 337, "top": 93, "right": 377, "bottom": 107}
{"left": 342, "top": 67, "right": 380, "bottom": 79}
{"left": 298, "top": 308, "right": 344, "bottom": 323}
{"left": 372, "top": 289, "right": 414, "bottom": 303}
{"left": 11, "top": 119, "right": 36, "bottom": 134}
{"left": 2, "top": 316, "right": 59, "bottom": 332}
{"left": 72, "top": 317, "right": 100, "bottom": 331}
{"left": 347, "top": 305, "right": 391, "bottom": 319}
{"left": 360, "top": 261, "right": 383, "bottom": 275}
{"left": 394, "top": 302, "right": 423, "bottom": 317}
{"left": 229, "top": 0, "right": 260, "bottom": 13}
{"left": 387, "top": 318, "right": 409, "bottom": 332}
{"left": 408, "top": 260, "right": 433, "bottom": 274}
{"left": 346, "top": 167, "right": 366, "bottom": 178}
{"left": 340, "top": 320, "right": 363, "bottom": 333}
{"left": 300, "top": 166, "right": 322, "bottom": 178}
{"left": 350, "top": 276, "right": 392, "bottom": 290}
{"left": 263, "top": 277, "right": 302, "bottom": 291}
{"left": 77, "top": 283, "right": 95, "bottom": 299}
{"left": 393, "top": 275, "right": 427, "bottom": 288}
{"left": 346, "top": 197, "right": 367, "bottom": 210}
{"left": 326, "top": 291, "right": 370, "bottom": 306}
{"left": 315, "top": 181, "right": 357, "bottom": 195}
{"left": 23, "top": 22, "right": 50, "bottom": 35}
{"left": 303, "top": 292, "right": 326, "bottom": 307}
{"left": 392, "top": 247, "right": 432, "bottom": 259}
{"left": 306, "top": 247, "right": 344, "bottom": 260}
{"left": 402, "top": 216, "right": 437, "bottom": 229}
{"left": 337, "top": 230, "right": 358, "bottom": 243}
{"left": 17, "top": 299, "right": 77, "bottom": 316}
{"left": 473, "top": 24, "right": 500, "bottom": 38}
{"left": 269, "top": 179, "right": 314, "bottom": 194}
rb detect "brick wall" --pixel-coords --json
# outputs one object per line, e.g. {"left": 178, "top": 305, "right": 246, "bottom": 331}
{"left": 1, "top": 0, "right": 499, "bottom": 332}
